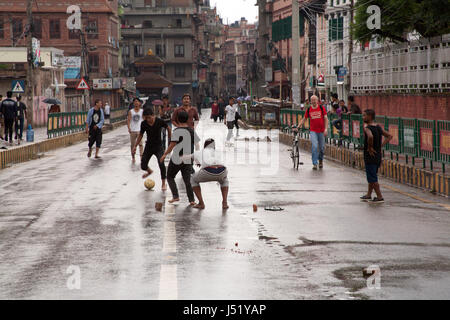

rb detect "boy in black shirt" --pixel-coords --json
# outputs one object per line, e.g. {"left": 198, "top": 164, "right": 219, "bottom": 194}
{"left": 160, "top": 111, "right": 199, "bottom": 205}
{"left": 360, "top": 109, "right": 392, "bottom": 203}
{"left": 85, "top": 99, "right": 105, "bottom": 158}
{"left": 133, "top": 108, "right": 171, "bottom": 191}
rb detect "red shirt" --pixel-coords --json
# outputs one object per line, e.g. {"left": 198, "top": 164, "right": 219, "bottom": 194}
{"left": 211, "top": 103, "right": 219, "bottom": 115}
{"left": 305, "top": 105, "right": 327, "bottom": 133}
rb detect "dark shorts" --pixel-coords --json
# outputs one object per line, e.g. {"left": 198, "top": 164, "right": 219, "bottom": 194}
{"left": 227, "top": 121, "right": 234, "bottom": 129}
{"left": 365, "top": 163, "right": 379, "bottom": 183}
{"left": 88, "top": 129, "right": 102, "bottom": 148}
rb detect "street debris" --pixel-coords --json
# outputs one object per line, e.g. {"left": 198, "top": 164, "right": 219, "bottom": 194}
{"left": 155, "top": 202, "right": 163, "bottom": 212}
{"left": 253, "top": 204, "right": 258, "bottom": 212}
{"left": 264, "top": 206, "right": 284, "bottom": 212}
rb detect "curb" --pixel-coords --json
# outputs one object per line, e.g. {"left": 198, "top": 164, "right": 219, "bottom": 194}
{"left": 0, "top": 120, "right": 126, "bottom": 170}
{"left": 279, "top": 132, "right": 449, "bottom": 198}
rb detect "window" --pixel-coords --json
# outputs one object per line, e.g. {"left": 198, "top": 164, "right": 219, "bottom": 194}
{"left": 49, "top": 19, "right": 60, "bottom": 39}
{"left": 32, "top": 19, "right": 42, "bottom": 39}
{"left": 0, "top": 18, "right": 4, "bottom": 38}
{"left": 122, "top": 45, "right": 130, "bottom": 56}
{"left": 176, "top": 19, "right": 182, "bottom": 28}
{"left": 87, "top": 20, "right": 98, "bottom": 39}
{"left": 89, "top": 54, "right": 99, "bottom": 72}
{"left": 134, "top": 44, "right": 143, "bottom": 57}
{"left": 328, "top": 17, "right": 343, "bottom": 41}
{"left": 12, "top": 18, "right": 23, "bottom": 40}
{"left": 174, "top": 44, "right": 184, "bottom": 57}
{"left": 175, "top": 65, "right": 185, "bottom": 77}
{"left": 156, "top": 44, "right": 165, "bottom": 57}
{"left": 143, "top": 20, "right": 152, "bottom": 28}
{"left": 69, "top": 29, "right": 80, "bottom": 39}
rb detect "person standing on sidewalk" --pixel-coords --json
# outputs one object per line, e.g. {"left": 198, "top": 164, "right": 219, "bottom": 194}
{"left": 0, "top": 91, "right": 17, "bottom": 146}
{"left": 0, "top": 94, "right": 4, "bottom": 141}
{"left": 104, "top": 102, "right": 111, "bottom": 124}
{"left": 299, "top": 95, "right": 328, "bottom": 170}
{"left": 160, "top": 111, "right": 199, "bottom": 205}
{"left": 128, "top": 98, "right": 144, "bottom": 162}
{"left": 14, "top": 95, "right": 27, "bottom": 144}
{"left": 133, "top": 108, "right": 171, "bottom": 191}
{"left": 85, "top": 99, "right": 105, "bottom": 159}
{"left": 360, "top": 109, "right": 393, "bottom": 203}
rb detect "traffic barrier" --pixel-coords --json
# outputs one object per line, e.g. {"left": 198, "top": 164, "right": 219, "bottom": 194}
{"left": 279, "top": 131, "right": 450, "bottom": 197}
{"left": 281, "top": 109, "right": 450, "bottom": 172}
{"left": 1, "top": 119, "right": 126, "bottom": 170}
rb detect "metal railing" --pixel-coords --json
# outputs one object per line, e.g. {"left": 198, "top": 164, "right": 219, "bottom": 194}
{"left": 47, "top": 108, "right": 128, "bottom": 138}
{"left": 280, "top": 109, "right": 450, "bottom": 171}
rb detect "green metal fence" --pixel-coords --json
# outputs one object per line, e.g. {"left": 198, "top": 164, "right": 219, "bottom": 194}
{"left": 110, "top": 107, "right": 129, "bottom": 124}
{"left": 280, "top": 109, "right": 450, "bottom": 171}
{"left": 47, "top": 112, "right": 88, "bottom": 138}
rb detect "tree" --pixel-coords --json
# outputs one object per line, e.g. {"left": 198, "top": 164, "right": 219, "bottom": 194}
{"left": 352, "top": 0, "right": 450, "bottom": 44}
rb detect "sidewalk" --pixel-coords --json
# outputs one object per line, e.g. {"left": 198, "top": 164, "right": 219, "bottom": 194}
{"left": 0, "top": 127, "right": 48, "bottom": 151}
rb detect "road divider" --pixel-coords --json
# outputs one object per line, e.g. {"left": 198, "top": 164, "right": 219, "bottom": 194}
{"left": 0, "top": 120, "right": 126, "bottom": 170}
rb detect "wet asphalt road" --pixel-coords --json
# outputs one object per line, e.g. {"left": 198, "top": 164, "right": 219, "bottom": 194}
{"left": 0, "top": 110, "right": 449, "bottom": 300}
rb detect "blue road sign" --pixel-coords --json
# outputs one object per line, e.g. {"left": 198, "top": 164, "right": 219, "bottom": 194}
{"left": 12, "top": 80, "right": 25, "bottom": 93}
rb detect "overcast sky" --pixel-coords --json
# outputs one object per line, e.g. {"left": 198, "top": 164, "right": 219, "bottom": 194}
{"left": 210, "top": 0, "right": 259, "bottom": 24}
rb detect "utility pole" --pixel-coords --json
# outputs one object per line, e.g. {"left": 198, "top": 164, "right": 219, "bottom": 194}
{"left": 80, "top": 20, "right": 90, "bottom": 110}
{"left": 347, "top": 0, "right": 354, "bottom": 99}
{"left": 291, "top": 0, "right": 300, "bottom": 109}
{"left": 26, "top": 0, "right": 34, "bottom": 127}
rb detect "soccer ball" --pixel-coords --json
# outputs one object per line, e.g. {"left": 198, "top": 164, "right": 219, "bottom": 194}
{"left": 144, "top": 179, "right": 155, "bottom": 190}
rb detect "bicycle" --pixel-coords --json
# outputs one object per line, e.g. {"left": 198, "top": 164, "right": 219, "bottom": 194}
{"left": 289, "top": 125, "right": 303, "bottom": 170}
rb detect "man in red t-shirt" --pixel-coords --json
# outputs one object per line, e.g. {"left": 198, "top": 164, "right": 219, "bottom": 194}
{"left": 299, "top": 95, "right": 329, "bottom": 170}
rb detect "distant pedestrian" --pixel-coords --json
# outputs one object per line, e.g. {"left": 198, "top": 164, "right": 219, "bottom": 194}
{"left": 85, "top": 99, "right": 105, "bottom": 159}
{"left": 234, "top": 100, "right": 241, "bottom": 136}
{"left": 224, "top": 97, "right": 238, "bottom": 145}
{"left": 14, "top": 95, "right": 27, "bottom": 144}
{"left": 133, "top": 107, "right": 171, "bottom": 191}
{"left": 218, "top": 97, "right": 226, "bottom": 122}
{"left": 104, "top": 102, "right": 111, "bottom": 124}
{"left": 191, "top": 138, "right": 229, "bottom": 210}
{"left": 0, "top": 94, "right": 4, "bottom": 140}
{"left": 211, "top": 99, "right": 219, "bottom": 122}
{"left": 348, "top": 96, "right": 362, "bottom": 114}
{"left": 360, "top": 109, "right": 393, "bottom": 203}
{"left": 160, "top": 110, "right": 199, "bottom": 205}
{"left": 171, "top": 93, "right": 199, "bottom": 129}
{"left": 0, "top": 91, "right": 17, "bottom": 145}
{"left": 127, "top": 98, "right": 144, "bottom": 161}
{"left": 49, "top": 104, "right": 61, "bottom": 113}
{"left": 159, "top": 95, "right": 172, "bottom": 150}
{"left": 298, "top": 95, "right": 328, "bottom": 170}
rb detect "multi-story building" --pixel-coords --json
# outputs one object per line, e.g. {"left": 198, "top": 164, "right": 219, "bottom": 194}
{"left": 324, "top": 0, "right": 354, "bottom": 102}
{"left": 223, "top": 18, "right": 257, "bottom": 97}
{"left": 0, "top": 0, "right": 122, "bottom": 111}
{"left": 268, "top": 0, "right": 308, "bottom": 100}
{"left": 121, "top": 0, "right": 206, "bottom": 104}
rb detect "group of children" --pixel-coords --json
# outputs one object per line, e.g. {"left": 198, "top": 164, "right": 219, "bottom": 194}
{"left": 127, "top": 93, "right": 229, "bottom": 210}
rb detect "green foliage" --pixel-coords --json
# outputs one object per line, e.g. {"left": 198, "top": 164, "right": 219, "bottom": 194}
{"left": 352, "top": 0, "right": 450, "bottom": 44}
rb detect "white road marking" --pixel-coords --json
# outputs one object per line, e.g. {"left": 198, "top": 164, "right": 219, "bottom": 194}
{"left": 158, "top": 197, "right": 178, "bottom": 300}
{"left": 158, "top": 264, "right": 178, "bottom": 300}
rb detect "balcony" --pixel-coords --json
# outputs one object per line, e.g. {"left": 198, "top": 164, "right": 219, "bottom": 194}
{"left": 122, "top": 6, "right": 196, "bottom": 16}
{"left": 121, "top": 27, "right": 194, "bottom": 38}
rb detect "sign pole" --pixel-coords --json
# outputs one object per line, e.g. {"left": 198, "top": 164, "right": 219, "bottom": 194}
{"left": 26, "top": 0, "right": 34, "bottom": 127}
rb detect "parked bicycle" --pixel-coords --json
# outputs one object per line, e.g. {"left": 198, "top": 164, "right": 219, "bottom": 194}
{"left": 289, "top": 125, "right": 303, "bottom": 170}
